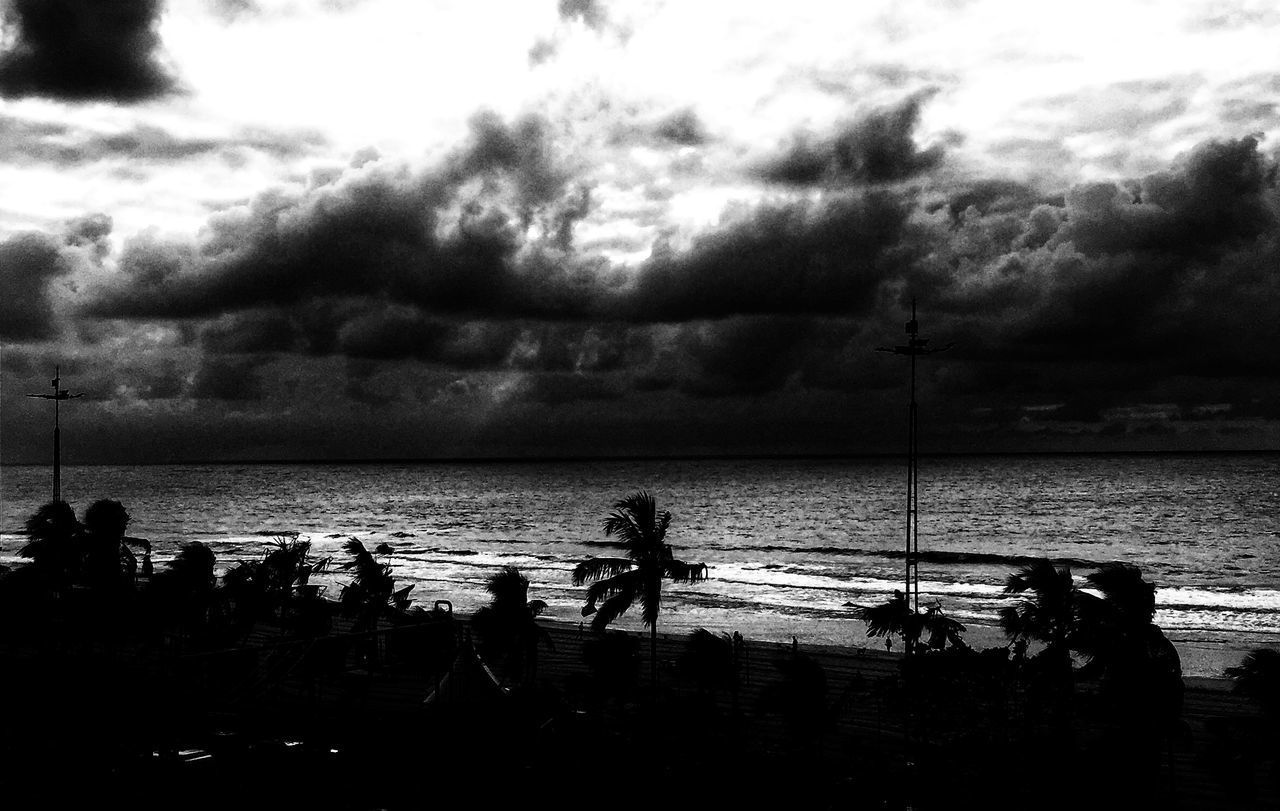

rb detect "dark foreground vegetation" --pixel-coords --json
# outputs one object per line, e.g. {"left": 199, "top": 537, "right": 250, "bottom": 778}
{"left": 0, "top": 495, "right": 1277, "bottom": 810}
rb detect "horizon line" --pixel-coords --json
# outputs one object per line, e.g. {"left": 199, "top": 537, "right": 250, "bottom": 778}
{"left": 2, "top": 447, "right": 1278, "bottom": 467}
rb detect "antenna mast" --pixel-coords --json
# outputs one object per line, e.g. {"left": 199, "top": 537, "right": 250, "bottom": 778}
{"left": 877, "top": 300, "right": 950, "bottom": 628}
{"left": 25, "top": 366, "right": 84, "bottom": 503}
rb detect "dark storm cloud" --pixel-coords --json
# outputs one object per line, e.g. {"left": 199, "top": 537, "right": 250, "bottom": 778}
{"left": 334, "top": 309, "right": 657, "bottom": 377}
{"left": 189, "top": 356, "right": 266, "bottom": 401}
{"left": 336, "top": 308, "right": 519, "bottom": 369}
{"left": 931, "top": 179, "right": 1047, "bottom": 220}
{"left": 459, "top": 110, "right": 570, "bottom": 210}
{"left": 673, "top": 316, "right": 814, "bottom": 398}
{"left": 0, "top": 0, "right": 180, "bottom": 102}
{"left": 0, "top": 116, "right": 325, "bottom": 167}
{"left": 1055, "top": 136, "right": 1275, "bottom": 256}
{"left": 0, "top": 348, "right": 184, "bottom": 402}
{"left": 0, "top": 232, "right": 70, "bottom": 340}
{"left": 503, "top": 322, "right": 655, "bottom": 373}
{"left": 201, "top": 310, "right": 300, "bottom": 354}
{"left": 518, "top": 371, "right": 623, "bottom": 406}
{"left": 83, "top": 110, "right": 600, "bottom": 322}
{"left": 63, "top": 97, "right": 1280, "bottom": 452}
{"left": 81, "top": 101, "right": 931, "bottom": 337}
{"left": 760, "top": 93, "right": 944, "bottom": 186}
{"left": 624, "top": 191, "right": 914, "bottom": 321}
{"left": 911, "top": 136, "right": 1280, "bottom": 399}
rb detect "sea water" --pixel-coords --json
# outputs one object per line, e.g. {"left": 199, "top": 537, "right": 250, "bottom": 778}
{"left": 1, "top": 453, "right": 1277, "bottom": 676}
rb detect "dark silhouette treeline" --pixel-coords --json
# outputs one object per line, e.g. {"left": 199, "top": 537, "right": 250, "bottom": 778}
{"left": 0, "top": 493, "right": 1276, "bottom": 810}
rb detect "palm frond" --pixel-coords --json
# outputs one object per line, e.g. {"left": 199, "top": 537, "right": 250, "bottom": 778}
{"left": 857, "top": 591, "right": 911, "bottom": 639}
{"left": 921, "top": 604, "right": 967, "bottom": 650}
{"left": 166, "top": 542, "right": 217, "bottom": 590}
{"left": 23, "top": 501, "right": 80, "bottom": 545}
{"left": 572, "top": 557, "right": 633, "bottom": 586}
{"left": 1000, "top": 559, "right": 1079, "bottom": 648}
{"left": 391, "top": 584, "right": 414, "bottom": 611}
{"left": 602, "top": 510, "right": 644, "bottom": 548}
{"left": 998, "top": 604, "right": 1029, "bottom": 640}
{"left": 1004, "top": 559, "right": 1070, "bottom": 595}
{"left": 340, "top": 537, "right": 372, "bottom": 567}
{"left": 582, "top": 571, "right": 641, "bottom": 615}
{"left": 602, "top": 490, "right": 670, "bottom": 553}
{"left": 1084, "top": 562, "right": 1155, "bottom": 621}
{"left": 1226, "top": 648, "right": 1280, "bottom": 694}
{"left": 663, "top": 560, "right": 708, "bottom": 582}
{"left": 679, "top": 629, "right": 736, "bottom": 690}
{"left": 591, "top": 591, "right": 636, "bottom": 631}
{"left": 485, "top": 566, "right": 530, "bottom": 603}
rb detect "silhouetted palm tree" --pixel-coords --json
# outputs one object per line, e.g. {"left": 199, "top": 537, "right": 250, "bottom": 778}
{"left": 998, "top": 558, "right": 1084, "bottom": 744}
{"left": 81, "top": 499, "right": 136, "bottom": 590}
{"left": 1224, "top": 647, "right": 1280, "bottom": 799}
{"left": 919, "top": 601, "right": 968, "bottom": 651}
{"left": 572, "top": 491, "right": 708, "bottom": 691}
{"left": 220, "top": 535, "right": 330, "bottom": 632}
{"left": 858, "top": 590, "right": 914, "bottom": 651}
{"left": 677, "top": 628, "right": 744, "bottom": 720}
{"left": 20, "top": 500, "right": 82, "bottom": 590}
{"left": 857, "top": 592, "right": 967, "bottom": 653}
{"left": 471, "top": 566, "right": 552, "bottom": 687}
{"left": 1076, "top": 565, "right": 1168, "bottom": 673}
{"left": 1074, "top": 564, "right": 1184, "bottom": 791}
{"left": 999, "top": 559, "right": 1079, "bottom": 670}
{"left": 149, "top": 542, "right": 219, "bottom": 641}
{"left": 1226, "top": 648, "right": 1280, "bottom": 718}
{"left": 339, "top": 537, "right": 408, "bottom": 630}
{"left": 678, "top": 628, "right": 737, "bottom": 695}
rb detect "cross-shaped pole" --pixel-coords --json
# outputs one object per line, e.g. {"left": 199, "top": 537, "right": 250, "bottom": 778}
{"left": 25, "top": 366, "right": 84, "bottom": 503}
{"left": 876, "top": 300, "right": 951, "bottom": 623}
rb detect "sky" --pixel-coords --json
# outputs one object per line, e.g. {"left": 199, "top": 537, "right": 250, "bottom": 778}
{"left": 2, "top": 0, "right": 1280, "bottom": 463}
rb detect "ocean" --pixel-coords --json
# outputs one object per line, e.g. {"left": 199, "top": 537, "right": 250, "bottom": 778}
{"left": 1, "top": 453, "right": 1277, "bottom": 677}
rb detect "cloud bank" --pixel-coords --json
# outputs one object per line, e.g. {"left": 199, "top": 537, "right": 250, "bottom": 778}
{"left": 0, "top": 0, "right": 180, "bottom": 102}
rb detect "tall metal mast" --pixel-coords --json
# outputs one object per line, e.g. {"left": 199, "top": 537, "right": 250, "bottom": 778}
{"left": 25, "top": 366, "right": 83, "bottom": 503}
{"left": 877, "top": 300, "right": 949, "bottom": 619}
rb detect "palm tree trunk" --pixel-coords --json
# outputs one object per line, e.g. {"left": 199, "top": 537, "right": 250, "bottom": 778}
{"left": 650, "top": 621, "right": 658, "bottom": 698}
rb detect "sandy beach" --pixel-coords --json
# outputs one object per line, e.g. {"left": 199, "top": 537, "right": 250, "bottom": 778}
{"left": 252, "top": 613, "right": 1277, "bottom": 810}
{"left": 518, "top": 618, "right": 1277, "bottom": 810}
{"left": 0, "top": 585, "right": 1274, "bottom": 810}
